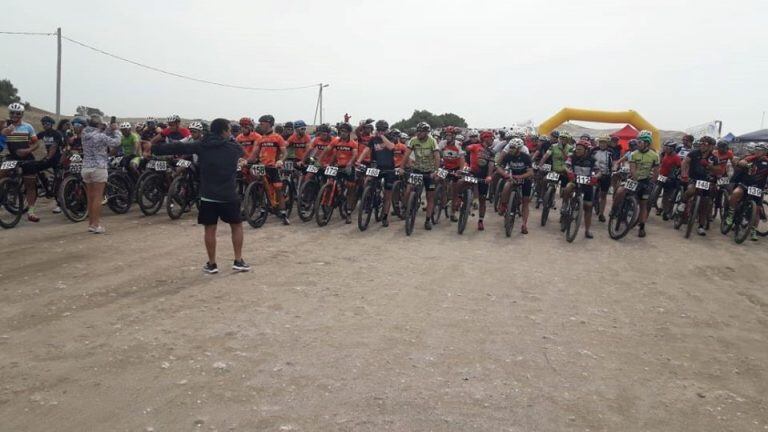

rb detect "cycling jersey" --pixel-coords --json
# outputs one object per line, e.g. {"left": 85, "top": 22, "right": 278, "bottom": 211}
{"left": 357, "top": 134, "right": 372, "bottom": 164}
{"left": 677, "top": 145, "right": 692, "bottom": 160}
{"left": 499, "top": 151, "right": 532, "bottom": 175}
{"left": 686, "top": 149, "right": 717, "bottom": 180}
{"left": 407, "top": 136, "right": 438, "bottom": 172}
{"left": 630, "top": 150, "right": 659, "bottom": 181}
{"left": 566, "top": 154, "right": 595, "bottom": 177}
{"left": 255, "top": 133, "right": 287, "bottom": 167}
{"left": 659, "top": 153, "right": 681, "bottom": 177}
{"left": 535, "top": 141, "right": 552, "bottom": 161}
{"left": 330, "top": 138, "right": 358, "bottom": 167}
{"left": 440, "top": 142, "right": 465, "bottom": 170}
{"left": 367, "top": 137, "right": 395, "bottom": 169}
{"left": 236, "top": 131, "right": 262, "bottom": 160}
{"left": 465, "top": 143, "right": 495, "bottom": 177}
{"left": 393, "top": 143, "right": 407, "bottom": 168}
{"left": 160, "top": 127, "right": 191, "bottom": 142}
{"left": 592, "top": 149, "right": 613, "bottom": 176}
{"left": 311, "top": 136, "right": 336, "bottom": 166}
{"left": 4, "top": 122, "right": 36, "bottom": 156}
{"left": 741, "top": 155, "right": 768, "bottom": 187}
{"left": 37, "top": 129, "right": 64, "bottom": 162}
{"left": 549, "top": 143, "right": 572, "bottom": 172}
{"left": 285, "top": 132, "right": 311, "bottom": 160}
{"left": 140, "top": 128, "right": 158, "bottom": 142}
{"left": 713, "top": 149, "right": 734, "bottom": 177}
{"left": 119, "top": 132, "right": 140, "bottom": 156}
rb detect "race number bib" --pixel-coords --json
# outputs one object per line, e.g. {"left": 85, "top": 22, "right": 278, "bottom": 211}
{"left": 541, "top": 164, "right": 552, "bottom": 172}
{"left": 657, "top": 175, "right": 668, "bottom": 183}
{"left": 69, "top": 163, "right": 83, "bottom": 174}
{"left": 747, "top": 186, "right": 763, "bottom": 197}
{"left": 154, "top": 161, "right": 167, "bottom": 171}
{"left": 366, "top": 167, "right": 380, "bottom": 177}
{"left": 695, "top": 180, "right": 710, "bottom": 191}
{"left": 112, "top": 156, "right": 123, "bottom": 165}
{"left": 0, "top": 160, "right": 18, "bottom": 170}
{"left": 324, "top": 166, "right": 338, "bottom": 177}
{"left": 624, "top": 179, "right": 638, "bottom": 192}
{"left": 251, "top": 164, "right": 266, "bottom": 176}
{"left": 408, "top": 173, "right": 424, "bottom": 185}
{"left": 283, "top": 161, "right": 294, "bottom": 171}
{"left": 176, "top": 159, "right": 191, "bottom": 168}
{"left": 717, "top": 177, "right": 730, "bottom": 186}
{"left": 576, "top": 175, "right": 591, "bottom": 185}
{"left": 546, "top": 172, "right": 560, "bottom": 181}
{"left": 463, "top": 176, "right": 478, "bottom": 184}
{"left": 70, "top": 154, "right": 82, "bottom": 163}
{"left": 306, "top": 164, "right": 318, "bottom": 173}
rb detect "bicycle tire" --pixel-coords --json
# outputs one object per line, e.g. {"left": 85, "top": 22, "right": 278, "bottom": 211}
{"left": 734, "top": 201, "right": 755, "bottom": 244}
{"left": 358, "top": 184, "right": 374, "bottom": 231}
{"left": 756, "top": 199, "right": 768, "bottom": 237}
{"left": 458, "top": 188, "right": 472, "bottom": 235}
{"left": 166, "top": 176, "right": 188, "bottom": 220}
{"left": 59, "top": 175, "right": 88, "bottom": 223}
{"left": 608, "top": 197, "right": 631, "bottom": 240}
{"left": 432, "top": 183, "right": 444, "bottom": 225}
{"left": 405, "top": 190, "right": 418, "bottom": 236}
{"left": 137, "top": 172, "right": 165, "bottom": 216}
{"left": 566, "top": 194, "right": 583, "bottom": 242}
{"left": 685, "top": 195, "right": 700, "bottom": 239}
{"left": 505, "top": 190, "right": 519, "bottom": 238}
{"left": 298, "top": 179, "right": 318, "bottom": 222}
{"left": 284, "top": 180, "right": 295, "bottom": 219}
{"left": 0, "top": 177, "right": 23, "bottom": 229}
{"left": 540, "top": 185, "right": 554, "bottom": 227}
{"left": 244, "top": 181, "right": 268, "bottom": 228}
{"left": 107, "top": 173, "right": 133, "bottom": 215}
{"left": 314, "top": 182, "right": 334, "bottom": 227}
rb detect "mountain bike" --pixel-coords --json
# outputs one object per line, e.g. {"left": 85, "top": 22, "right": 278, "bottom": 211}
{"left": 358, "top": 166, "right": 389, "bottom": 231}
{"left": 608, "top": 178, "right": 640, "bottom": 240}
{"left": 540, "top": 165, "right": 560, "bottom": 227}
{"left": 243, "top": 164, "right": 290, "bottom": 228}
{"left": 561, "top": 175, "right": 593, "bottom": 243}
{"left": 404, "top": 172, "right": 426, "bottom": 236}
{"left": 166, "top": 158, "right": 199, "bottom": 220}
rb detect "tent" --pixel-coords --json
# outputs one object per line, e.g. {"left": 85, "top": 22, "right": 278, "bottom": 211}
{"left": 722, "top": 132, "right": 736, "bottom": 142}
{"left": 610, "top": 124, "right": 639, "bottom": 153}
{"left": 734, "top": 129, "right": 768, "bottom": 143}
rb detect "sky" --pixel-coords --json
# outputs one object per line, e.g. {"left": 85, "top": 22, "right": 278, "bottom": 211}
{"left": 2, "top": 0, "right": 767, "bottom": 134}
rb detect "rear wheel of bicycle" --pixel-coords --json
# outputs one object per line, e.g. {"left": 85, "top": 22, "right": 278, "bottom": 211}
{"left": 540, "top": 185, "right": 555, "bottom": 227}
{"left": 166, "top": 176, "right": 189, "bottom": 220}
{"left": 315, "top": 182, "right": 334, "bottom": 227}
{"left": 107, "top": 173, "right": 133, "bottom": 215}
{"left": 391, "top": 180, "right": 404, "bottom": 219}
{"left": 648, "top": 183, "right": 662, "bottom": 211}
{"left": 432, "top": 183, "right": 444, "bottom": 225}
{"left": 458, "top": 188, "right": 472, "bottom": 235}
{"left": 59, "top": 176, "right": 88, "bottom": 223}
{"left": 404, "top": 190, "right": 419, "bottom": 236}
{"left": 358, "top": 184, "right": 374, "bottom": 232}
{"left": 0, "top": 177, "right": 23, "bottom": 229}
{"left": 684, "top": 195, "right": 700, "bottom": 239}
{"left": 298, "top": 179, "right": 318, "bottom": 222}
{"left": 244, "top": 181, "right": 268, "bottom": 228}
{"left": 137, "top": 173, "right": 165, "bottom": 216}
{"left": 566, "top": 195, "right": 583, "bottom": 243}
{"left": 734, "top": 201, "right": 755, "bottom": 244}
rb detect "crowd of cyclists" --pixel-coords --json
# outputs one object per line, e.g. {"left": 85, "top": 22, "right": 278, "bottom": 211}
{"left": 2, "top": 102, "right": 767, "bottom": 244}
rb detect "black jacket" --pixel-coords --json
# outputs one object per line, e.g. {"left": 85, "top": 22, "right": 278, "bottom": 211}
{"left": 152, "top": 134, "right": 244, "bottom": 202}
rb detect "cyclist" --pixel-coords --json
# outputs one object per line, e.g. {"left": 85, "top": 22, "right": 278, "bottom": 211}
{"left": 356, "top": 123, "right": 399, "bottom": 227}
{"left": 400, "top": 121, "right": 440, "bottom": 230}
{"left": 280, "top": 122, "right": 294, "bottom": 141}
{"left": 235, "top": 117, "right": 262, "bottom": 160}
{"left": 657, "top": 140, "right": 682, "bottom": 220}
{"left": 1, "top": 103, "right": 41, "bottom": 222}
{"left": 677, "top": 134, "right": 694, "bottom": 159}
{"left": 562, "top": 139, "right": 598, "bottom": 238}
{"left": 118, "top": 122, "right": 141, "bottom": 178}
{"left": 35, "top": 116, "right": 64, "bottom": 213}
{"left": 438, "top": 126, "right": 466, "bottom": 221}
{"left": 713, "top": 140, "right": 735, "bottom": 179}
{"left": 681, "top": 135, "right": 718, "bottom": 236}
{"left": 321, "top": 122, "right": 358, "bottom": 223}
{"left": 186, "top": 122, "right": 204, "bottom": 141}
{"left": 629, "top": 132, "right": 659, "bottom": 237}
{"left": 541, "top": 131, "right": 573, "bottom": 213}
{"left": 592, "top": 135, "right": 614, "bottom": 222}
{"left": 496, "top": 138, "right": 533, "bottom": 234}
{"left": 394, "top": 132, "right": 409, "bottom": 167}
{"left": 140, "top": 117, "right": 160, "bottom": 157}
{"left": 285, "top": 120, "right": 311, "bottom": 165}
{"left": 725, "top": 143, "right": 768, "bottom": 241}
{"left": 151, "top": 115, "right": 191, "bottom": 144}
{"left": 463, "top": 130, "right": 496, "bottom": 231}
{"left": 251, "top": 114, "right": 290, "bottom": 225}
{"left": 68, "top": 116, "right": 86, "bottom": 153}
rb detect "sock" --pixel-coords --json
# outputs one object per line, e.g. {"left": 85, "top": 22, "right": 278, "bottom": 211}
{"left": 29, "top": 206, "right": 36, "bottom": 214}
{"left": 639, "top": 223, "right": 645, "bottom": 229}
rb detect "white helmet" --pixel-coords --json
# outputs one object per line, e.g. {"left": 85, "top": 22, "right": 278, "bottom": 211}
{"left": 189, "top": 121, "right": 203, "bottom": 131}
{"left": 755, "top": 143, "right": 768, "bottom": 152}
{"left": 468, "top": 129, "right": 479, "bottom": 138}
{"left": 119, "top": 122, "right": 132, "bottom": 130}
{"left": 455, "top": 134, "right": 465, "bottom": 142}
{"left": 510, "top": 138, "right": 525, "bottom": 148}
{"left": 399, "top": 132, "right": 409, "bottom": 140}
{"left": 167, "top": 114, "right": 181, "bottom": 123}
{"left": 8, "top": 102, "right": 24, "bottom": 113}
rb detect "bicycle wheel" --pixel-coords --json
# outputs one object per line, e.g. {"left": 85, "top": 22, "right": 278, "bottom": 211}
{"left": 244, "top": 181, "right": 268, "bottom": 228}
{"left": 734, "top": 201, "right": 755, "bottom": 244}
{"left": 593, "top": 186, "right": 601, "bottom": 216}
{"left": 756, "top": 199, "right": 768, "bottom": 237}
{"left": 458, "top": 188, "right": 472, "bottom": 235}
{"left": 672, "top": 189, "right": 685, "bottom": 230}
{"left": 719, "top": 198, "right": 732, "bottom": 235}
{"left": 608, "top": 198, "right": 632, "bottom": 240}
{"left": 540, "top": 185, "right": 554, "bottom": 227}
{"left": 648, "top": 183, "right": 662, "bottom": 211}
{"left": 0, "top": 178, "right": 23, "bottom": 229}
{"left": 404, "top": 190, "right": 418, "bottom": 236}
{"left": 717, "top": 190, "right": 730, "bottom": 221}
{"left": 284, "top": 180, "right": 295, "bottom": 219}
{"left": 137, "top": 173, "right": 165, "bottom": 216}
{"left": 505, "top": 190, "right": 519, "bottom": 238}
{"left": 166, "top": 176, "right": 189, "bottom": 220}
{"left": 106, "top": 173, "right": 132, "bottom": 215}
{"left": 314, "top": 182, "right": 334, "bottom": 227}
{"left": 432, "top": 183, "right": 444, "bottom": 225}
{"left": 684, "top": 195, "right": 700, "bottom": 239}
{"left": 391, "top": 180, "right": 404, "bottom": 219}
{"left": 358, "top": 184, "right": 374, "bottom": 231}
{"left": 566, "top": 195, "right": 583, "bottom": 243}
{"left": 59, "top": 176, "right": 88, "bottom": 223}
{"left": 298, "top": 179, "right": 318, "bottom": 222}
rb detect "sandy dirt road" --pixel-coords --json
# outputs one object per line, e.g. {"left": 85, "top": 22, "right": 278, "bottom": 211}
{"left": 1, "top": 197, "right": 767, "bottom": 432}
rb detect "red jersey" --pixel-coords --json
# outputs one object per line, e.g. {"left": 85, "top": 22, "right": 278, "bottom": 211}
{"left": 312, "top": 136, "right": 336, "bottom": 166}
{"left": 393, "top": 143, "right": 407, "bottom": 167}
{"left": 286, "top": 132, "right": 311, "bottom": 160}
{"left": 331, "top": 138, "right": 358, "bottom": 167}
{"left": 659, "top": 152, "right": 682, "bottom": 177}
{"left": 160, "top": 127, "right": 191, "bottom": 142}
{"left": 441, "top": 143, "right": 465, "bottom": 170}
{"left": 255, "top": 133, "right": 286, "bottom": 167}
{"left": 236, "top": 131, "right": 262, "bottom": 160}
{"left": 713, "top": 149, "right": 734, "bottom": 177}
{"left": 465, "top": 143, "right": 494, "bottom": 176}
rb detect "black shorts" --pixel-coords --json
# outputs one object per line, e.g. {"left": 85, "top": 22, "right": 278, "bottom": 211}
{"left": 557, "top": 172, "right": 569, "bottom": 189}
{"left": 582, "top": 186, "right": 594, "bottom": 203}
{"left": 637, "top": 179, "right": 652, "bottom": 200}
{"left": 598, "top": 175, "right": 611, "bottom": 192}
{"left": 265, "top": 167, "right": 282, "bottom": 185}
{"left": 7, "top": 154, "right": 38, "bottom": 176}
{"left": 198, "top": 200, "right": 242, "bottom": 225}
{"left": 337, "top": 166, "right": 356, "bottom": 183}
{"left": 661, "top": 177, "right": 679, "bottom": 191}
{"left": 377, "top": 169, "right": 397, "bottom": 191}
{"left": 413, "top": 170, "right": 436, "bottom": 191}
{"left": 516, "top": 179, "right": 533, "bottom": 198}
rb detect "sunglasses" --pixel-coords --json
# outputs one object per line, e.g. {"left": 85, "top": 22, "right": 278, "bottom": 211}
{"left": 10, "top": 111, "right": 22, "bottom": 116}
{"left": 297, "top": 127, "right": 307, "bottom": 132}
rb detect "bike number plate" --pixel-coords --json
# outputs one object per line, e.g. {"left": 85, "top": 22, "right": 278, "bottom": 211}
{"left": 657, "top": 175, "right": 668, "bottom": 183}
{"left": 717, "top": 177, "right": 730, "bottom": 186}
{"left": 1, "top": 161, "right": 18, "bottom": 170}
{"left": 408, "top": 174, "right": 424, "bottom": 185}
{"left": 324, "top": 166, "right": 338, "bottom": 177}
{"left": 747, "top": 186, "right": 763, "bottom": 197}
{"left": 546, "top": 172, "right": 560, "bottom": 181}
{"left": 69, "top": 154, "right": 82, "bottom": 163}
{"left": 283, "top": 161, "right": 294, "bottom": 171}
{"left": 69, "top": 163, "right": 82, "bottom": 174}
{"left": 624, "top": 179, "right": 638, "bottom": 192}
{"left": 464, "top": 176, "right": 478, "bottom": 184}
{"left": 155, "top": 161, "right": 167, "bottom": 171}
{"left": 576, "top": 175, "right": 591, "bottom": 185}
{"left": 251, "top": 164, "right": 266, "bottom": 176}
{"left": 695, "top": 180, "right": 710, "bottom": 190}
{"left": 366, "top": 168, "right": 380, "bottom": 177}
{"left": 306, "top": 164, "right": 318, "bottom": 173}
{"left": 541, "top": 164, "right": 552, "bottom": 172}
{"left": 176, "top": 159, "right": 191, "bottom": 168}
{"left": 437, "top": 168, "right": 448, "bottom": 179}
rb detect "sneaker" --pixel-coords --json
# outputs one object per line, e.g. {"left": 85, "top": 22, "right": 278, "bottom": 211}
{"left": 585, "top": 231, "right": 594, "bottom": 239}
{"left": 598, "top": 214, "right": 606, "bottom": 223}
{"left": 655, "top": 208, "right": 663, "bottom": 216}
{"left": 92, "top": 225, "right": 106, "bottom": 234}
{"left": 203, "top": 262, "right": 219, "bottom": 274}
{"left": 477, "top": 220, "right": 485, "bottom": 231}
{"left": 521, "top": 225, "right": 528, "bottom": 235}
{"left": 450, "top": 214, "right": 458, "bottom": 222}
{"left": 725, "top": 212, "right": 734, "bottom": 228}
{"left": 697, "top": 225, "right": 706, "bottom": 236}
{"left": 232, "top": 259, "right": 251, "bottom": 272}
{"left": 662, "top": 213, "right": 669, "bottom": 221}
{"left": 381, "top": 216, "right": 389, "bottom": 227}
{"left": 638, "top": 227, "right": 646, "bottom": 238}
{"left": 424, "top": 219, "right": 432, "bottom": 230}
{"left": 87, "top": 225, "right": 96, "bottom": 233}
{"left": 52, "top": 206, "right": 62, "bottom": 214}
{"left": 27, "top": 213, "right": 40, "bottom": 223}
{"left": 282, "top": 215, "right": 291, "bottom": 226}
{"left": 751, "top": 229, "right": 758, "bottom": 241}
{"left": 345, "top": 215, "right": 351, "bottom": 224}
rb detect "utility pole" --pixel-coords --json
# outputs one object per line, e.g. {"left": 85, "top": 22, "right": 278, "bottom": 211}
{"left": 56, "top": 27, "right": 61, "bottom": 121}
{"left": 313, "top": 83, "right": 329, "bottom": 125}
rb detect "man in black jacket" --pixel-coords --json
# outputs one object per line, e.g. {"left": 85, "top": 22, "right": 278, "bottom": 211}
{"left": 152, "top": 118, "right": 250, "bottom": 274}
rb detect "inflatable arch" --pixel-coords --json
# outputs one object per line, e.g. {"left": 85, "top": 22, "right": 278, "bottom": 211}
{"left": 538, "top": 108, "right": 661, "bottom": 150}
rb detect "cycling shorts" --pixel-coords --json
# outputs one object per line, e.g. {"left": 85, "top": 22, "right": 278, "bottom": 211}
{"left": 637, "top": 179, "right": 652, "bottom": 200}
{"left": 412, "top": 170, "right": 436, "bottom": 192}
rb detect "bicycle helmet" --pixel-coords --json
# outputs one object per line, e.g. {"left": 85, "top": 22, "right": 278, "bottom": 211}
{"left": 400, "top": 132, "right": 410, "bottom": 140}
{"left": 7, "top": 102, "right": 24, "bottom": 113}
{"left": 638, "top": 134, "right": 653, "bottom": 145}
{"left": 480, "top": 130, "right": 494, "bottom": 141}
{"left": 628, "top": 139, "right": 639, "bottom": 148}
{"left": 230, "top": 123, "right": 241, "bottom": 135}
{"left": 375, "top": 120, "right": 389, "bottom": 132}
{"left": 258, "top": 114, "right": 275, "bottom": 126}
{"left": 455, "top": 134, "right": 465, "bottom": 142}
{"left": 416, "top": 122, "right": 431, "bottom": 133}
{"left": 316, "top": 123, "right": 331, "bottom": 134}
{"left": 699, "top": 136, "right": 716, "bottom": 146}
{"left": 338, "top": 122, "right": 353, "bottom": 133}
{"left": 444, "top": 126, "right": 456, "bottom": 135}
{"left": 597, "top": 134, "right": 611, "bottom": 142}
{"left": 189, "top": 121, "right": 203, "bottom": 131}
{"left": 119, "top": 122, "right": 132, "bottom": 130}
{"left": 550, "top": 130, "right": 560, "bottom": 139}
{"left": 575, "top": 139, "right": 590, "bottom": 148}
{"left": 284, "top": 121, "right": 294, "bottom": 129}
{"left": 754, "top": 143, "right": 768, "bottom": 152}
{"left": 468, "top": 129, "right": 479, "bottom": 138}
{"left": 146, "top": 117, "right": 157, "bottom": 126}
{"left": 580, "top": 133, "right": 591, "bottom": 141}
{"left": 538, "top": 135, "right": 550, "bottom": 143}
{"left": 41, "top": 116, "right": 55, "bottom": 125}
{"left": 72, "top": 116, "right": 87, "bottom": 127}
{"left": 716, "top": 140, "right": 729, "bottom": 150}
{"left": 293, "top": 120, "right": 306, "bottom": 129}
{"left": 559, "top": 131, "right": 571, "bottom": 140}
{"left": 167, "top": 114, "right": 181, "bottom": 123}
{"left": 239, "top": 117, "right": 254, "bottom": 128}
{"left": 663, "top": 140, "right": 677, "bottom": 148}
{"left": 510, "top": 138, "right": 525, "bottom": 148}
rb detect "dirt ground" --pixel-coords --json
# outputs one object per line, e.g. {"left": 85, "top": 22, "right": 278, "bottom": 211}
{"left": 1, "top": 197, "right": 767, "bottom": 432}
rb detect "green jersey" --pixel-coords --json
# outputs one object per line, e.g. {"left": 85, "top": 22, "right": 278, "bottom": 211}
{"left": 407, "top": 136, "right": 438, "bottom": 172}
{"left": 120, "top": 132, "right": 140, "bottom": 156}
{"left": 630, "top": 149, "right": 659, "bottom": 180}
{"left": 550, "top": 143, "right": 572, "bottom": 172}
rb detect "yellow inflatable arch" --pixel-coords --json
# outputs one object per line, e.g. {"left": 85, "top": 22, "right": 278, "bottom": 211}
{"left": 538, "top": 108, "right": 661, "bottom": 150}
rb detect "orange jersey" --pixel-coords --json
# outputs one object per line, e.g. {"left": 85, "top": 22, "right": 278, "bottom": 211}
{"left": 312, "top": 137, "right": 337, "bottom": 166}
{"left": 331, "top": 138, "right": 358, "bottom": 167}
{"left": 236, "top": 131, "right": 262, "bottom": 160}
{"left": 286, "top": 132, "right": 311, "bottom": 160}
{"left": 393, "top": 143, "right": 408, "bottom": 167}
{"left": 357, "top": 135, "right": 372, "bottom": 163}
{"left": 256, "top": 133, "right": 286, "bottom": 167}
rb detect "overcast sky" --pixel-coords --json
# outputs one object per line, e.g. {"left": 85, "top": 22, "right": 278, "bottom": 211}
{"left": 3, "top": 0, "right": 767, "bottom": 134}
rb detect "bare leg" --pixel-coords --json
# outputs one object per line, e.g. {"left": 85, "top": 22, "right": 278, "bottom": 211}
{"left": 230, "top": 222, "right": 243, "bottom": 261}
{"left": 204, "top": 225, "right": 217, "bottom": 264}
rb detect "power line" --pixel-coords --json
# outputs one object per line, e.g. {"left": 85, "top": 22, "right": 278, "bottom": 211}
{"left": 61, "top": 35, "right": 320, "bottom": 92}
{"left": 0, "top": 30, "right": 55, "bottom": 36}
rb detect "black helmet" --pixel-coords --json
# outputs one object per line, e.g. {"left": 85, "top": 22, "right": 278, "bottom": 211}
{"left": 550, "top": 130, "right": 560, "bottom": 139}
{"left": 316, "top": 123, "right": 332, "bottom": 134}
{"left": 375, "top": 120, "right": 389, "bottom": 132}
{"left": 41, "top": 116, "right": 55, "bottom": 125}
{"left": 284, "top": 121, "right": 294, "bottom": 129}
{"left": 258, "top": 114, "right": 275, "bottom": 126}
{"left": 699, "top": 136, "right": 716, "bottom": 146}
{"left": 716, "top": 140, "right": 729, "bottom": 150}
{"left": 663, "top": 140, "right": 677, "bottom": 148}
{"left": 338, "top": 122, "right": 353, "bottom": 133}
{"left": 230, "top": 123, "right": 241, "bottom": 135}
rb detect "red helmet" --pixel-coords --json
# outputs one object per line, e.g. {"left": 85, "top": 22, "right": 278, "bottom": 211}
{"left": 480, "top": 131, "right": 494, "bottom": 141}
{"left": 239, "top": 117, "right": 254, "bottom": 128}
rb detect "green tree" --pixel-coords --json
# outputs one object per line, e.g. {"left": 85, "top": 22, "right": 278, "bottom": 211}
{"left": 0, "top": 79, "right": 21, "bottom": 105}
{"left": 391, "top": 109, "right": 468, "bottom": 131}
